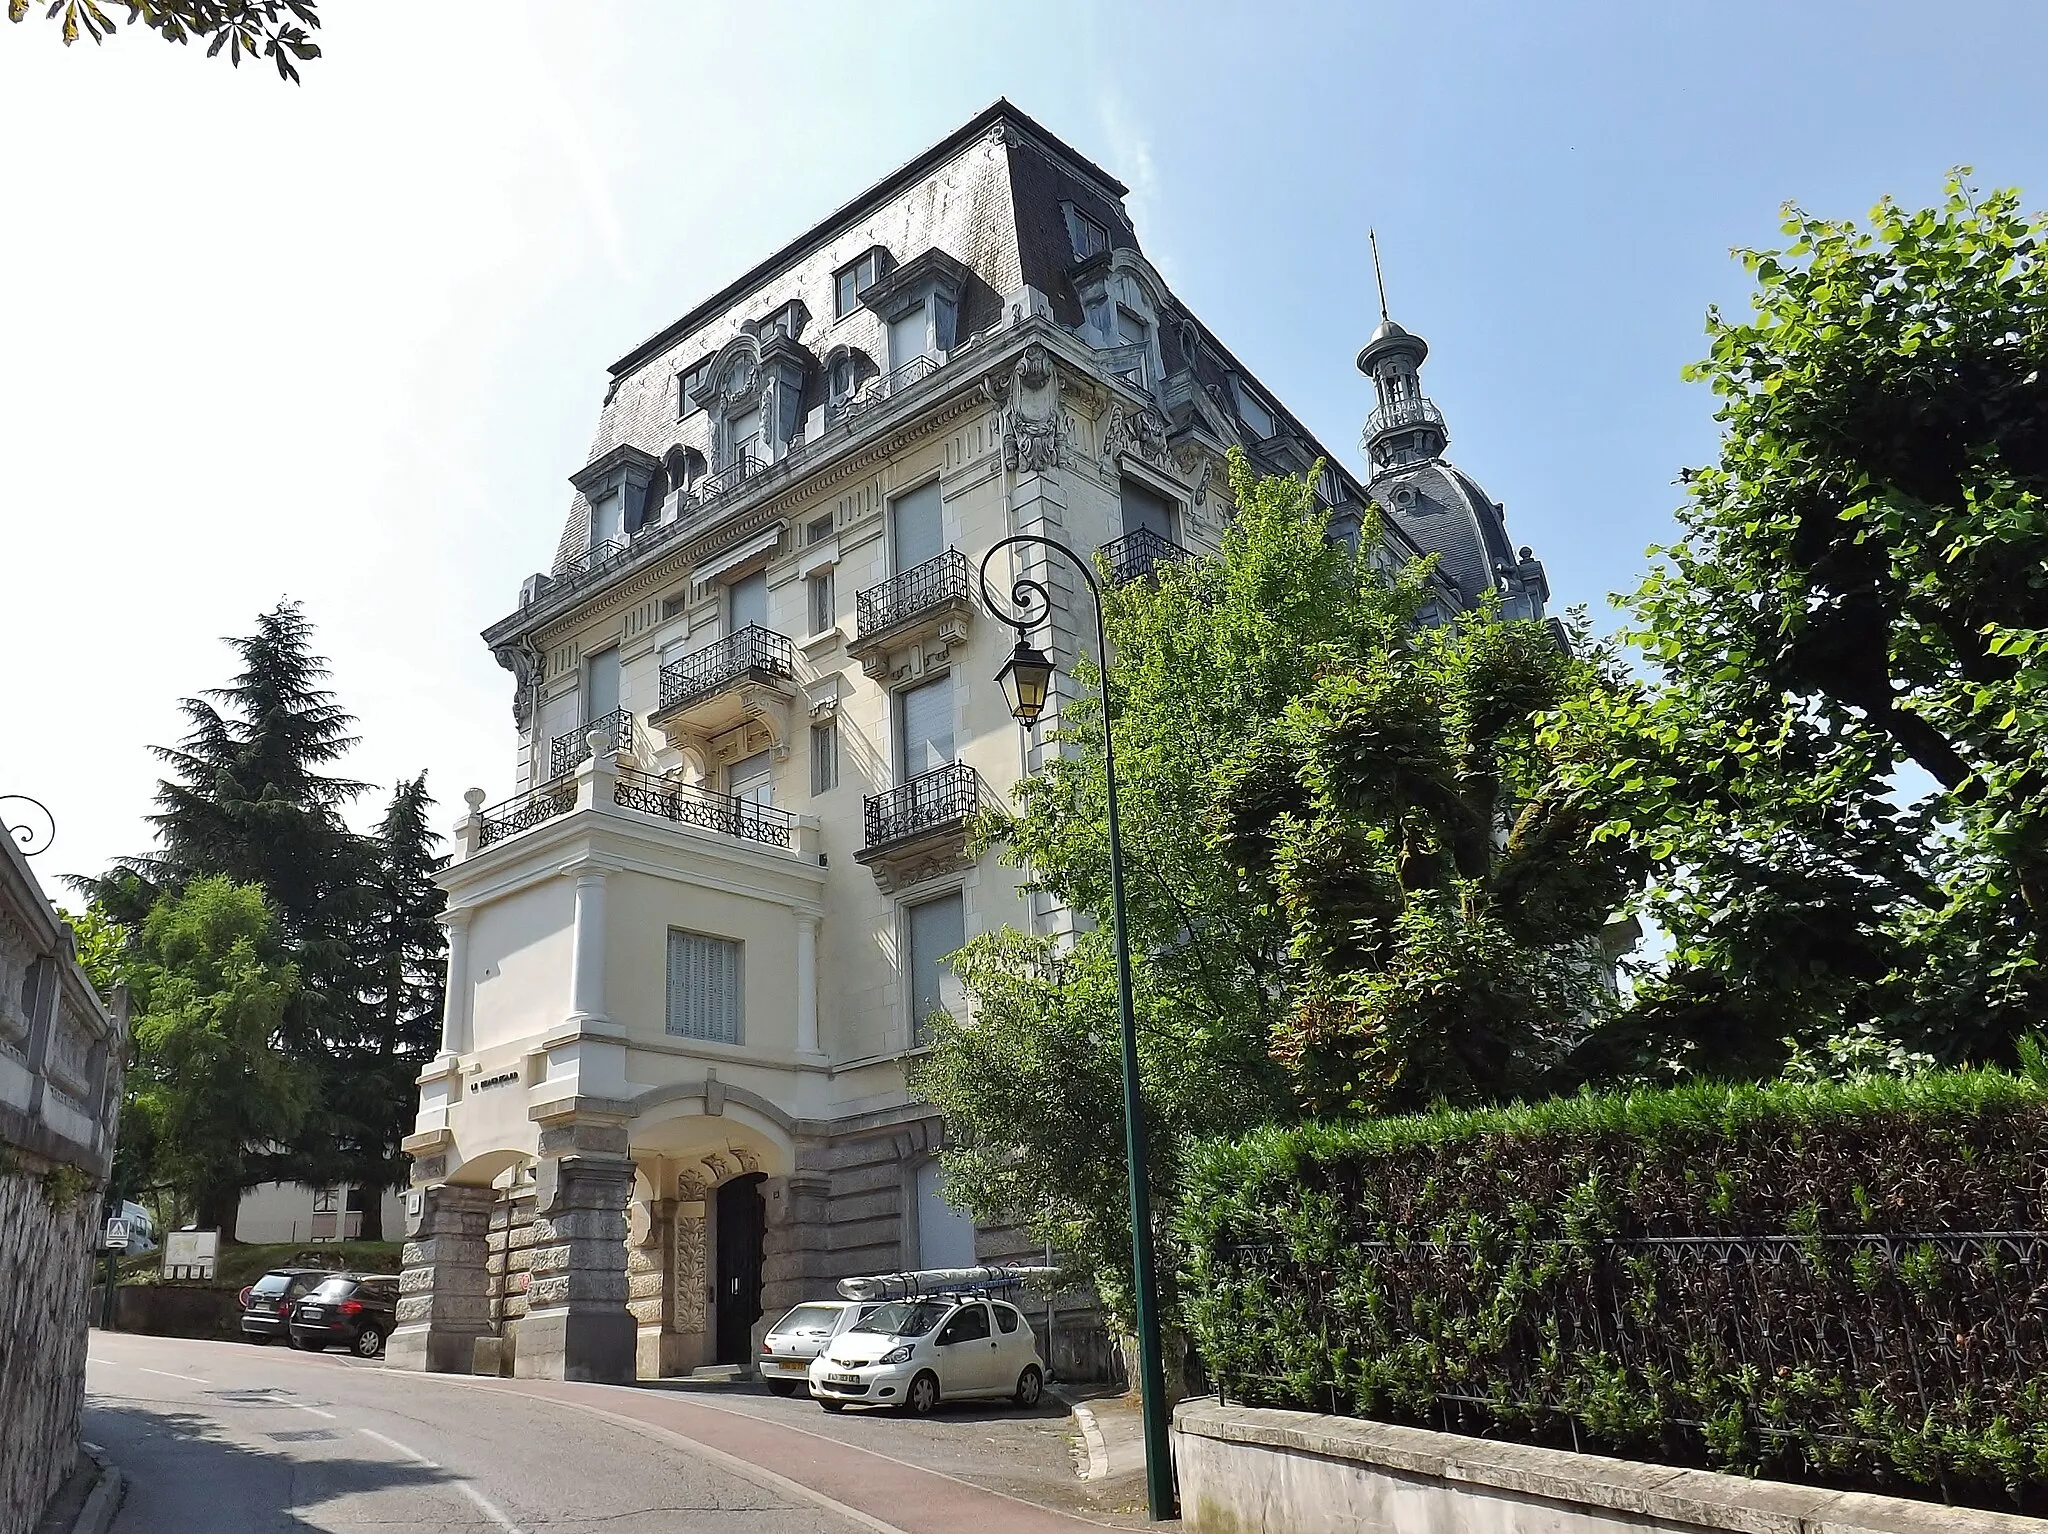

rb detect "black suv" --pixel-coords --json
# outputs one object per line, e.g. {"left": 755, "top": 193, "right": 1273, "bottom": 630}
{"left": 287, "top": 1273, "right": 399, "bottom": 1358}
{"left": 239, "top": 1268, "right": 337, "bottom": 1345}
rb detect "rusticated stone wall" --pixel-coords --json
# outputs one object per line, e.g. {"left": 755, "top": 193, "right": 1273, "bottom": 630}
{"left": 0, "top": 1153, "right": 97, "bottom": 1534}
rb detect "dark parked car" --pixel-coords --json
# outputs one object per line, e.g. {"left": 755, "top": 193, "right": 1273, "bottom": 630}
{"left": 287, "top": 1273, "right": 399, "bottom": 1357}
{"left": 238, "top": 1268, "right": 335, "bottom": 1345}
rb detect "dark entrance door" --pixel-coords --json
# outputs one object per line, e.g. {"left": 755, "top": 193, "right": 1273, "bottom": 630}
{"left": 714, "top": 1173, "right": 766, "bottom": 1365}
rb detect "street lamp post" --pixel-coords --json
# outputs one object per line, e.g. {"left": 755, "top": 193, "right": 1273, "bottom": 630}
{"left": 978, "top": 535, "right": 1175, "bottom": 1522}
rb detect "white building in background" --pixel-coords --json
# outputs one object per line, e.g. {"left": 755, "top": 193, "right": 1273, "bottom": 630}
{"left": 235, "top": 1181, "right": 406, "bottom": 1245}
{"left": 394, "top": 101, "right": 1547, "bottom": 1383}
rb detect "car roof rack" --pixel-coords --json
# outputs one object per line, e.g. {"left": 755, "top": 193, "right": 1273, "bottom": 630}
{"left": 837, "top": 1265, "right": 1058, "bottom": 1302}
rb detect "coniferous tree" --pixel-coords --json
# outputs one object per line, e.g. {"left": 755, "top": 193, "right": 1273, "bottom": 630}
{"left": 85, "top": 601, "right": 376, "bottom": 1197}
{"left": 334, "top": 775, "right": 447, "bottom": 1239}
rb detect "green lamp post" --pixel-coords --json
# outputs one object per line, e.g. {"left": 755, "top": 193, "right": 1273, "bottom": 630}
{"left": 979, "top": 535, "right": 1175, "bottom": 1520}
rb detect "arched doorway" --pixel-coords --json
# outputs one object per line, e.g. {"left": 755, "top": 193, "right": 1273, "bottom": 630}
{"left": 714, "top": 1172, "right": 766, "bottom": 1365}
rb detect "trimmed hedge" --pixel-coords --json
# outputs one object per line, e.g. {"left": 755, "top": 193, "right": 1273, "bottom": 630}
{"left": 1180, "top": 1070, "right": 2048, "bottom": 1509}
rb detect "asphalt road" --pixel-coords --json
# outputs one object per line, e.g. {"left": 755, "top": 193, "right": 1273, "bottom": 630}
{"left": 83, "top": 1332, "right": 1152, "bottom": 1533}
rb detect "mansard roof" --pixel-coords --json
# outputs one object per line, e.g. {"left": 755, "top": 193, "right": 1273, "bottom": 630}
{"left": 606, "top": 99, "right": 1127, "bottom": 382}
{"left": 1367, "top": 458, "right": 1521, "bottom": 606}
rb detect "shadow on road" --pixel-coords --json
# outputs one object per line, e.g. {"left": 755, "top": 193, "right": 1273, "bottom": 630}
{"left": 86, "top": 1402, "right": 457, "bottom": 1532}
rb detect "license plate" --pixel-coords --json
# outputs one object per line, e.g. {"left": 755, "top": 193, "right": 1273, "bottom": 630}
{"left": 827, "top": 1372, "right": 860, "bottom": 1386}
{"left": 298, "top": 1306, "right": 324, "bottom": 1318}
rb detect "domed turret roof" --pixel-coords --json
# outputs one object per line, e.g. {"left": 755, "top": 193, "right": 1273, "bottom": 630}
{"left": 1368, "top": 459, "right": 1521, "bottom": 607}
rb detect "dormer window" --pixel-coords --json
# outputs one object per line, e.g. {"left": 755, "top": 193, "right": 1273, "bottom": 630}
{"left": 759, "top": 299, "right": 808, "bottom": 343}
{"left": 835, "top": 249, "right": 889, "bottom": 317}
{"left": 677, "top": 356, "right": 714, "bottom": 419}
{"left": 1064, "top": 203, "right": 1110, "bottom": 262}
{"left": 858, "top": 249, "right": 969, "bottom": 377}
{"left": 1235, "top": 381, "right": 1276, "bottom": 440}
{"left": 1115, "top": 307, "right": 1152, "bottom": 389}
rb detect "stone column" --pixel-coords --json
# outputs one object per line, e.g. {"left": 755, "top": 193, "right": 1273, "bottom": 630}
{"left": 388, "top": 1183, "right": 494, "bottom": 1374}
{"left": 795, "top": 916, "right": 820, "bottom": 1056}
{"left": 629, "top": 1192, "right": 688, "bottom": 1379}
{"left": 566, "top": 870, "right": 608, "bottom": 1025}
{"left": 758, "top": 1172, "right": 831, "bottom": 1360}
{"left": 438, "top": 910, "right": 472, "bottom": 1057}
{"left": 516, "top": 1155, "right": 636, "bottom": 1383}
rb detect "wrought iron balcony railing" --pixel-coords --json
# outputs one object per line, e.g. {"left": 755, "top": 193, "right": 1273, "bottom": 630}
{"left": 657, "top": 625, "right": 796, "bottom": 713}
{"left": 694, "top": 444, "right": 766, "bottom": 505}
{"left": 825, "top": 353, "right": 942, "bottom": 426}
{"left": 556, "top": 535, "right": 631, "bottom": 583}
{"left": 612, "top": 766, "right": 793, "bottom": 849}
{"left": 1362, "top": 395, "right": 1446, "bottom": 442}
{"left": 855, "top": 549, "right": 971, "bottom": 638}
{"left": 477, "top": 774, "right": 577, "bottom": 849}
{"left": 862, "top": 761, "right": 978, "bottom": 851}
{"left": 1099, "top": 527, "right": 1189, "bottom": 585}
{"left": 549, "top": 708, "right": 633, "bottom": 779}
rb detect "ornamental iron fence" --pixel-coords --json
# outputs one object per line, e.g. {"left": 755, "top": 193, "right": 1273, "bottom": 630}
{"left": 855, "top": 549, "right": 971, "bottom": 638}
{"left": 612, "top": 765, "right": 793, "bottom": 849}
{"left": 694, "top": 444, "right": 766, "bottom": 505}
{"left": 862, "top": 761, "right": 978, "bottom": 850}
{"left": 549, "top": 709, "right": 633, "bottom": 778}
{"left": 1099, "top": 527, "right": 1189, "bottom": 585}
{"left": 657, "top": 626, "right": 795, "bottom": 713}
{"left": 476, "top": 774, "right": 578, "bottom": 848}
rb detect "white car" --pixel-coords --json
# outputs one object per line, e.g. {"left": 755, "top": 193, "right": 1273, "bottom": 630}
{"left": 758, "top": 1300, "right": 882, "bottom": 1396}
{"left": 808, "top": 1295, "right": 1044, "bottom": 1415}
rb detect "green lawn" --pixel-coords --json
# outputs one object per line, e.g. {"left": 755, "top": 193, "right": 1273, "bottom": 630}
{"left": 117, "top": 1239, "right": 403, "bottom": 1289}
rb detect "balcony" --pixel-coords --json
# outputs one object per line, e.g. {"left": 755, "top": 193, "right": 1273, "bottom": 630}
{"left": 477, "top": 774, "right": 578, "bottom": 850}
{"left": 824, "top": 354, "right": 942, "bottom": 428}
{"left": 693, "top": 444, "right": 766, "bottom": 505}
{"left": 847, "top": 549, "right": 975, "bottom": 680}
{"left": 854, "top": 762, "right": 980, "bottom": 892}
{"left": 1363, "top": 395, "right": 1446, "bottom": 443}
{"left": 612, "top": 765, "right": 794, "bottom": 850}
{"left": 650, "top": 625, "right": 798, "bottom": 753}
{"left": 549, "top": 708, "right": 633, "bottom": 778}
{"left": 1099, "top": 528, "right": 1189, "bottom": 585}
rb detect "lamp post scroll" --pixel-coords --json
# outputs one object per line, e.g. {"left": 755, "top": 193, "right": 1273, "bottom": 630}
{"left": 976, "top": 535, "right": 1175, "bottom": 1522}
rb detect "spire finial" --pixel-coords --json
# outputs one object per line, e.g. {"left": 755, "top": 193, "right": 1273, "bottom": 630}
{"left": 1369, "top": 228, "right": 1390, "bottom": 324}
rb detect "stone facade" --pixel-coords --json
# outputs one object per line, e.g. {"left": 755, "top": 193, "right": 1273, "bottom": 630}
{"left": 397, "top": 101, "right": 1547, "bottom": 1385}
{"left": 0, "top": 831, "right": 125, "bottom": 1534}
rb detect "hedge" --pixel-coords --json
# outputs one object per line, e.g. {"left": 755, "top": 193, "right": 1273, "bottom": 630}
{"left": 1179, "top": 1069, "right": 2048, "bottom": 1510}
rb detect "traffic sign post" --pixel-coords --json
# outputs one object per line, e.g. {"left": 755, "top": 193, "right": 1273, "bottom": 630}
{"left": 103, "top": 1216, "right": 130, "bottom": 1250}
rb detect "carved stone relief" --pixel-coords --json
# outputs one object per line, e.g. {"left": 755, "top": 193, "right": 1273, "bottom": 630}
{"left": 988, "top": 344, "right": 1067, "bottom": 474}
{"left": 1100, "top": 400, "right": 1170, "bottom": 472}
{"left": 674, "top": 1215, "right": 707, "bottom": 1333}
{"left": 493, "top": 641, "right": 543, "bottom": 731}
{"left": 676, "top": 1169, "right": 711, "bottom": 1203}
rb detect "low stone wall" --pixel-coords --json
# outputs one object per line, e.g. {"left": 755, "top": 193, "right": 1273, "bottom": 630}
{"left": 1171, "top": 1401, "right": 2039, "bottom": 1534}
{"left": 0, "top": 1155, "right": 97, "bottom": 1534}
{"left": 91, "top": 1285, "right": 245, "bottom": 1342}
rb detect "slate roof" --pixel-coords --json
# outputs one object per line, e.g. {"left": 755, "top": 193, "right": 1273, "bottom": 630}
{"left": 1367, "top": 459, "right": 1520, "bottom": 605}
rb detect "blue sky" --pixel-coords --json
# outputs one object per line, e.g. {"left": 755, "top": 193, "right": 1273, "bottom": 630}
{"left": 5, "top": 1, "right": 2046, "bottom": 892}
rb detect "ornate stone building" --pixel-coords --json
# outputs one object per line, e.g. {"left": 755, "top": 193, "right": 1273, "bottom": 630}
{"left": 394, "top": 101, "right": 1547, "bottom": 1382}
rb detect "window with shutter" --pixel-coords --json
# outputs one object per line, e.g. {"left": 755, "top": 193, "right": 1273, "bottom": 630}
{"left": 666, "top": 930, "right": 743, "bottom": 1043}
{"left": 897, "top": 674, "right": 954, "bottom": 779}
{"left": 906, "top": 893, "right": 965, "bottom": 1045}
{"left": 890, "top": 481, "right": 943, "bottom": 574}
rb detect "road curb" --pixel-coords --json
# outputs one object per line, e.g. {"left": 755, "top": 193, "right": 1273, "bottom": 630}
{"left": 1056, "top": 1392, "right": 1112, "bottom": 1481}
{"left": 67, "top": 1446, "right": 124, "bottom": 1534}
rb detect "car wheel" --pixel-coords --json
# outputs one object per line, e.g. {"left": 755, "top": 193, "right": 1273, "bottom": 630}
{"left": 1014, "top": 1365, "right": 1043, "bottom": 1408}
{"left": 904, "top": 1371, "right": 941, "bottom": 1417}
{"left": 817, "top": 1398, "right": 846, "bottom": 1412}
{"left": 352, "top": 1327, "right": 385, "bottom": 1359}
{"left": 766, "top": 1380, "right": 799, "bottom": 1397}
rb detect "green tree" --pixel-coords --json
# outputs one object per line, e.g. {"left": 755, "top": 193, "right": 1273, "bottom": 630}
{"left": 1565, "top": 176, "right": 2048, "bottom": 1073}
{"left": 84, "top": 602, "right": 378, "bottom": 1189}
{"left": 8, "top": 1, "right": 320, "bottom": 80}
{"left": 330, "top": 774, "right": 446, "bottom": 1239}
{"left": 125, "top": 877, "right": 313, "bottom": 1233}
{"left": 916, "top": 452, "right": 1635, "bottom": 1379}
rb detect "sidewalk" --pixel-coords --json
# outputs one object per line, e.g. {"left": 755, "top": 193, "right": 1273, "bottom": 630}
{"left": 1054, "top": 1388, "right": 1152, "bottom": 1483}
{"left": 456, "top": 1375, "right": 1162, "bottom": 1532}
